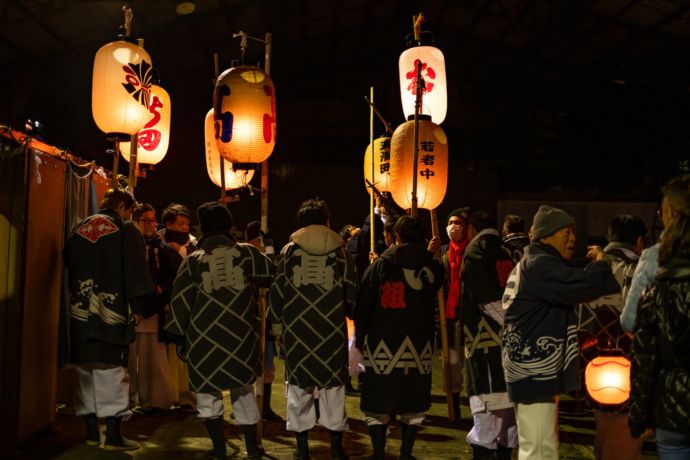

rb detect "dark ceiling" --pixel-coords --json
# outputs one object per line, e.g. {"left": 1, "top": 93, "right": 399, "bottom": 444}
{"left": 2, "top": 0, "right": 690, "bottom": 237}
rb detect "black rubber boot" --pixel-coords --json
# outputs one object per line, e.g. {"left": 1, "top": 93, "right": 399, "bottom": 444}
{"left": 496, "top": 445, "right": 513, "bottom": 460}
{"left": 471, "top": 444, "right": 495, "bottom": 460}
{"left": 83, "top": 413, "right": 100, "bottom": 446}
{"left": 452, "top": 392, "right": 461, "bottom": 420}
{"left": 329, "top": 430, "right": 348, "bottom": 459}
{"left": 400, "top": 423, "right": 419, "bottom": 460}
{"left": 103, "top": 416, "right": 139, "bottom": 451}
{"left": 203, "top": 417, "right": 227, "bottom": 459}
{"left": 241, "top": 424, "right": 264, "bottom": 459}
{"left": 262, "top": 383, "right": 283, "bottom": 422}
{"left": 294, "top": 430, "right": 310, "bottom": 460}
{"left": 366, "top": 424, "right": 387, "bottom": 460}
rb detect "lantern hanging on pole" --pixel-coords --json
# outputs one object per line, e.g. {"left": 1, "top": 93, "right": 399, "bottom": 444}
{"left": 399, "top": 45, "right": 447, "bottom": 124}
{"left": 205, "top": 109, "right": 254, "bottom": 189}
{"left": 213, "top": 66, "right": 276, "bottom": 166}
{"left": 92, "top": 38, "right": 153, "bottom": 141}
{"left": 118, "top": 84, "right": 171, "bottom": 165}
{"left": 584, "top": 354, "right": 631, "bottom": 405}
{"left": 389, "top": 115, "right": 448, "bottom": 210}
{"left": 363, "top": 136, "right": 392, "bottom": 194}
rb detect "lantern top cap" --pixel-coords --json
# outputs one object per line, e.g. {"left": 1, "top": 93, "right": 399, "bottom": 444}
{"left": 406, "top": 114, "right": 432, "bottom": 121}
{"left": 404, "top": 31, "right": 436, "bottom": 48}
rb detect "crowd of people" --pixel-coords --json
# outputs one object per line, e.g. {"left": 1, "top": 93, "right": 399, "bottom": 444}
{"left": 62, "top": 175, "right": 690, "bottom": 459}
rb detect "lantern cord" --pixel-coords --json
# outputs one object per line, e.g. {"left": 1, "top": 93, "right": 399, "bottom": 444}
{"left": 364, "top": 97, "right": 393, "bottom": 135}
{"left": 122, "top": 5, "right": 133, "bottom": 38}
{"left": 233, "top": 31, "right": 268, "bottom": 65}
{"left": 413, "top": 13, "right": 424, "bottom": 42}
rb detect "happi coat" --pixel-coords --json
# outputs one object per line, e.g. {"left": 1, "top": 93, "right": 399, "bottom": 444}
{"left": 269, "top": 224, "right": 358, "bottom": 388}
{"left": 356, "top": 242, "right": 444, "bottom": 415}
{"left": 65, "top": 207, "right": 154, "bottom": 365}
{"left": 164, "top": 233, "right": 274, "bottom": 393}
{"left": 461, "top": 229, "right": 514, "bottom": 409}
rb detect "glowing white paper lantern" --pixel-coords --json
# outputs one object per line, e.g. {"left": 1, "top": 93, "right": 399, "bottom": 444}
{"left": 389, "top": 116, "right": 448, "bottom": 210}
{"left": 213, "top": 66, "right": 276, "bottom": 164}
{"left": 205, "top": 109, "right": 254, "bottom": 189}
{"left": 92, "top": 40, "right": 153, "bottom": 141}
{"left": 119, "top": 84, "right": 171, "bottom": 165}
{"left": 399, "top": 45, "right": 447, "bottom": 124}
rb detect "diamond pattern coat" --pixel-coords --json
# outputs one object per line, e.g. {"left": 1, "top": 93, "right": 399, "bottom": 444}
{"left": 269, "top": 225, "right": 358, "bottom": 388}
{"left": 164, "top": 234, "right": 274, "bottom": 392}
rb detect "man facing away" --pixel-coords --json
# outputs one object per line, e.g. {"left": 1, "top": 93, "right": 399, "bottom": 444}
{"left": 269, "top": 198, "right": 358, "bottom": 460}
{"left": 461, "top": 210, "right": 517, "bottom": 459}
{"left": 64, "top": 188, "right": 153, "bottom": 450}
{"left": 165, "top": 202, "right": 275, "bottom": 460}
{"left": 356, "top": 215, "right": 444, "bottom": 460}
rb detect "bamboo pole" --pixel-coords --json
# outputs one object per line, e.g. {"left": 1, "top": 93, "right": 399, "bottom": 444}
{"left": 430, "top": 208, "right": 455, "bottom": 419}
{"left": 369, "top": 87, "right": 375, "bottom": 257}
{"left": 213, "top": 53, "right": 227, "bottom": 204}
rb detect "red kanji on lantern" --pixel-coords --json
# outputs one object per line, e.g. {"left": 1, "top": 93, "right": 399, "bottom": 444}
{"left": 405, "top": 59, "right": 436, "bottom": 95}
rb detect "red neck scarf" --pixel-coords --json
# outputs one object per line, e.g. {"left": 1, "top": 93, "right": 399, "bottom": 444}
{"left": 446, "top": 238, "right": 468, "bottom": 318}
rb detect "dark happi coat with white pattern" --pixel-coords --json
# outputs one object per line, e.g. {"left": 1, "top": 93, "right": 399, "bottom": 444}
{"left": 65, "top": 207, "right": 154, "bottom": 365}
{"left": 164, "top": 233, "right": 274, "bottom": 393}
{"left": 356, "top": 243, "right": 444, "bottom": 414}
{"left": 269, "top": 225, "right": 358, "bottom": 388}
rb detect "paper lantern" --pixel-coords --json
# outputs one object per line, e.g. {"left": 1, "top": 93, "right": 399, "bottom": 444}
{"left": 389, "top": 116, "right": 448, "bottom": 210}
{"left": 204, "top": 109, "right": 254, "bottom": 189}
{"left": 585, "top": 355, "right": 631, "bottom": 405}
{"left": 213, "top": 66, "right": 276, "bottom": 164}
{"left": 92, "top": 40, "right": 153, "bottom": 141}
{"left": 119, "top": 84, "right": 171, "bottom": 165}
{"left": 399, "top": 45, "right": 447, "bottom": 124}
{"left": 363, "top": 136, "right": 392, "bottom": 194}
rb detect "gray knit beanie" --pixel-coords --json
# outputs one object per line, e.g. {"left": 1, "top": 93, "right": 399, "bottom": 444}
{"left": 531, "top": 205, "right": 575, "bottom": 241}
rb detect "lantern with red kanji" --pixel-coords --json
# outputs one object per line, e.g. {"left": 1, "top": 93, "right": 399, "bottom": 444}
{"left": 119, "top": 84, "right": 171, "bottom": 165}
{"left": 585, "top": 355, "right": 631, "bottom": 405}
{"left": 213, "top": 66, "right": 276, "bottom": 165}
{"left": 389, "top": 115, "right": 448, "bottom": 210}
{"left": 399, "top": 45, "right": 447, "bottom": 124}
{"left": 363, "top": 136, "right": 392, "bottom": 194}
{"left": 92, "top": 39, "right": 153, "bottom": 141}
{"left": 204, "top": 108, "right": 254, "bottom": 189}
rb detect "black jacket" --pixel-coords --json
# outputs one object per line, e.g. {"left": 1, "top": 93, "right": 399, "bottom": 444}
{"left": 629, "top": 261, "right": 690, "bottom": 437}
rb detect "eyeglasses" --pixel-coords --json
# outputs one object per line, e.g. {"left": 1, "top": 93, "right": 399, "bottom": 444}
{"left": 137, "top": 218, "right": 157, "bottom": 224}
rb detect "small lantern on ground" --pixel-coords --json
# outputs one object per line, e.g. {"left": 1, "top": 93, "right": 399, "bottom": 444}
{"left": 363, "top": 136, "right": 392, "bottom": 194}
{"left": 119, "top": 84, "right": 171, "bottom": 165}
{"left": 585, "top": 355, "right": 631, "bottom": 405}
{"left": 389, "top": 115, "right": 448, "bottom": 210}
{"left": 213, "top": 66, "right": 276, "bottom": 166}
{"left": 205, "top": 109, "right": 254, "bottom": 189}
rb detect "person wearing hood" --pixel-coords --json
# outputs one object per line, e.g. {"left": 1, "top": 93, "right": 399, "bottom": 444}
{"left": 164, "top": 202, "right": 275, "bottom": 460}
{"left": 501, "top": 205, "right": 620, "bottom": 459}
{"left": 461, "top": 210, "right": 517, "bottom": 459}
{"left": 269, "top": 198, "right": 358, "bottom": 460}
{"left": 356, "top": 215, "right": 445, "bottom": 460}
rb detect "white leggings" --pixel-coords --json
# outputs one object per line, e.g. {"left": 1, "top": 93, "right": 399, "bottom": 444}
{"left": 74, "top": 364, "right": 131, "bottom": 419}
{"left": 196, "top": 385, "right": 260, "bottom": 425}
{"left": 285, "top": 384, "right": 348, "bottom": 432}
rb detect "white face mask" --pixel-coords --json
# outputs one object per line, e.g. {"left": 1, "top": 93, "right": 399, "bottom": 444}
{"left": 447, "top": 223, "right": 462, "bottom": 241}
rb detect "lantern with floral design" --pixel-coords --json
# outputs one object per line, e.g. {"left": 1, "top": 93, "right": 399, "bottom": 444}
{"left": 92, "top": 39, "right": 153, "bottom": 141}
{"left": 363, "top": 136, "right": 392, "bottom": 194}
{"left": 585, "top": 355, "right": 631, "bottom": 405}
{"left": 399, "top": 44, "right": 447, "bottom": 124}
{"left": 389, "top": 115, "right": 448, "bottom": 210}
{"left": 213, "top": 66, "right": 276, "bottom": 165}
{"left": 204, "top": 109, "right": 254, "bottom": 189}
{"left": 118, "top": 84, "right": 170, "bottom": 164}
